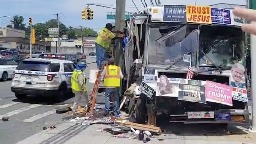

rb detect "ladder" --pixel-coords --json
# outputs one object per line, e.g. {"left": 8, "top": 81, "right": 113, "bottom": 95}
{"left": 88, "top": 64, "right": 106, "bottom": 114}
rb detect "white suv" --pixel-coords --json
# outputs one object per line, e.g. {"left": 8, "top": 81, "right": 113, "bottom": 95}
{"left": 11, "top": 58, "right": 75, "bottom": 102}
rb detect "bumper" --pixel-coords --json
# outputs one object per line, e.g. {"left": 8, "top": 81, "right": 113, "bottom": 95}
{"left": 168, "top": 109, "right": 250, "bottom": 124}
{"left": 11, "top": 87, "right": 58, "bottom": 96}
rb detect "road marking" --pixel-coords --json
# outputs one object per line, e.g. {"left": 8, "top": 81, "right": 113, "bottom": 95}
{"left": 0, "top": 102, "right": 19, "bottom": 109}
{"left": 16, "top": 122, "right": 78, "bottom": 144}
{"left": 0, "top": 104, "right": 40, "bottom": 119}
{"left": 23, "top": 110, "right": 56, "bottom": 123}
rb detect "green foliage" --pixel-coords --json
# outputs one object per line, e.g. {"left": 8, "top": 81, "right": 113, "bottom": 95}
{"left": 9, "top": 15, "right": 98, "bottom": 41}
{"left": 11, "top": 15, "right": 26, "bottom": 30}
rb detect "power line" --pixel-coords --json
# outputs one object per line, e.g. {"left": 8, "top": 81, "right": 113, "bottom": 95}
{"left": 150, "top": 0, "right": 154, "bottom": 6}
{"left": 140, "top": 0, "right": 146, "bottom": 7}
{"left": 132, "top": 0, "right": 140, "bottom": 11}
{"left": 143, "top": 0, "right": 148, "bottom": 7}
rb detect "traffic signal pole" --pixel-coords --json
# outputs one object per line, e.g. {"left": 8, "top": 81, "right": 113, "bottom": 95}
{"left": 250, "top": 0, "right": 256, "bottom": 132}
{"left": 29, "top": 18, "right": 32, "bottom": 58}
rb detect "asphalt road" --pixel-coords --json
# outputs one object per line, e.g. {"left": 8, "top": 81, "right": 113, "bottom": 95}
{"left": 0, "top": 56, "right": 99, "bottom": 144}
{"left": 0, "top": 56, "right": 255, "bottom": 144}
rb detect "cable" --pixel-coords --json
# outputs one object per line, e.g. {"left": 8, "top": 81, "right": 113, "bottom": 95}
{"left": 144, "top": 0, "right": 148, "bottom": 7}
{"left": 132, "top": 0, "right": 140, "bottom": 12}
{"left": 140, "top": 0, "right": 146, "bottom": 7}
{"left": 150, "top": 0, "right": 154, "bottom": 6}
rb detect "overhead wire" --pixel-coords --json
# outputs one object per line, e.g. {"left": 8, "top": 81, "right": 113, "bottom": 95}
{"left": 144, "top": 0, "right": 148, "bottom": 7}
{"left": 150, "top": 0, "right": 154, "bottom": 6}
{"left": 140, "top": 0, "right": 146, "bottom": 7}
{"left": 132, "top": 0, "right": 140, "bottom": 12}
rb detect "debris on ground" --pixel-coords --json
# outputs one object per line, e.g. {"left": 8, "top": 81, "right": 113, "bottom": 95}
{"left": 2, "top": 116, "right": 9, "bottom": 121}
{"left": 43, "top": 125, "right": 56, "bottom": 130}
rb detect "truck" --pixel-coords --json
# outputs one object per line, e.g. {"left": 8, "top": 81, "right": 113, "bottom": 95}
{"left": 121, "top": 5, "right": 250, "bottom": 126}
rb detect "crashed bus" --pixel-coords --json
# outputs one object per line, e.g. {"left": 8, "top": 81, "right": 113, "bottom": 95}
{"left": 123, "top": 5, "right": 249, "bottom": 126}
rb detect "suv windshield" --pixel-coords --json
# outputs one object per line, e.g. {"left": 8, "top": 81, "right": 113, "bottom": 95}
{"left": 147, "top": 25, "right": 198, "bottom": 67}
{"left": 198, "top": 25, "right": 244, "bottom": 68}
{"left": 16, "top": 61, "right": 59, "bottom": 72}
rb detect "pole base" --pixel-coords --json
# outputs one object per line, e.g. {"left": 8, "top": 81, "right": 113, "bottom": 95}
{"left": 249, "top": 128, "right": 256, "bottom": 133}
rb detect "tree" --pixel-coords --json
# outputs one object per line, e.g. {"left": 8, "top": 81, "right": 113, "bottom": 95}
{"left": 33, "top": 23, "right": 48, "bottom": 40}
{"left": 45, "top": 19, "right": 68, "bottom": 36}
{"left": 67, "top": 27, "right": 76, "bottom": 39}
{"left": 11, "top": 15, "right": 26, "bottom": 30}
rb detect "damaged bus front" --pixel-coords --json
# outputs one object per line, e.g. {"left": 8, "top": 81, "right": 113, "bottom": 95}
{"left": 132, "top": 6, "right": 249, "bottom": 125}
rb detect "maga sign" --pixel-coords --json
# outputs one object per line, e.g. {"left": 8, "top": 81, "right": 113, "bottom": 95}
{"left": 186, "top": 5, "right": 211, "bottom": 24}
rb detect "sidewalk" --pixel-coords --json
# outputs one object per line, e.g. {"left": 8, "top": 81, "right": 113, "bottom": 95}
{"left": 63, "top": 124, "right": 256, "bottom": 144}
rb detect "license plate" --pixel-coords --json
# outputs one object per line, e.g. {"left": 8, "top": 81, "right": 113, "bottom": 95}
{"left": 187, "top": 111, "right": 214, "bottom": 119}
{"left": 231, "top": 115, "right": 245, "bottom": 122}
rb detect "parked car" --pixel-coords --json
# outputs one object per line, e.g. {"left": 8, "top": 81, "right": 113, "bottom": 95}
{"left": 0, "top": 59, "right": 18, "bottom": 81}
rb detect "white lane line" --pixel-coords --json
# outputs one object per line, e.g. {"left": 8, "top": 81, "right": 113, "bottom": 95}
{"left": 0, "top": 104, "right": 40, "bottom": 119}
{"left": 16, "top": 122, "right": 77, "bottom": 144}
{"left": 0, "top": 102, "right": 19, "bottom": 109}
{"left": 23, "top": 110, "right": 56, "bottom": 123}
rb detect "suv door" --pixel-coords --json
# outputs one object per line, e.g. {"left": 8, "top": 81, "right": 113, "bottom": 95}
{"left": 64, "top": 63, "right": 74, "bottom": 87}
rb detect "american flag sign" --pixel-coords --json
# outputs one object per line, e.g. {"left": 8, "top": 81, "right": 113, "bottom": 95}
{"left": 186, "top": 67, "right": 194, "bottom": 79}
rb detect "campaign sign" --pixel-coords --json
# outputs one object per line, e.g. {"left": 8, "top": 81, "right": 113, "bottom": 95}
{"left": 139, "top": 82, "right": 156, "bottom": 99}
{"left": 163, "top": 5, "right": 186, "bottom": 22}
{"left": 211, "top": 8, "right": 231, "bottom": 25}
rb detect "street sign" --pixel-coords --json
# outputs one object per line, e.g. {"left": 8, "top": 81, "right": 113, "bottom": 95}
{"left": 106, "top": 12, "right": 132, "bottom": 20}
{"left": 48, "top": 28, "right": 59, "bottom": 36}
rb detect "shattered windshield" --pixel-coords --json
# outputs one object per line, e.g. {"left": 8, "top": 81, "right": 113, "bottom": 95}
{"left": 199, "top": 25, "right": 244, "bottom": 68}
{"left": 147, "top": 25, "right": 199, "bottom": 67}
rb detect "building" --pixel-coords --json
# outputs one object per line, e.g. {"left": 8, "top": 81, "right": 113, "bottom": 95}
{"left": 50, "top": 37, "right": 96, "bottom": 54}
{"left": 0, "top": 27, "right": 50, "bottom": 52}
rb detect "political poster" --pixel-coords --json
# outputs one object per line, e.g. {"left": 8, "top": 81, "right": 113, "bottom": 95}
{"left": 186, "top": 5, "right": 212, "bottom": 24}
{"left": 205, "top": 81, "right": 233, "bottom": 106}
{"left": 163, "top": 5, "right": 186, "bottom": 22}
{"left": 230, "top": 63, "right": 248, "bottom": 102}
{"left": 211, "top": 8, "right": 231, "bottom": 25}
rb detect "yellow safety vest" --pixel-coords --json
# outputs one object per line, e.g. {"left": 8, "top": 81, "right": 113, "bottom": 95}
{"left": 71, "top": 70, "right": 86, "bottom": 92}
{"left": 103, "top": 65, "right": 121, "bottom": 87}
{"left": 95, "top": 28, "right": 115, "bottom": 50}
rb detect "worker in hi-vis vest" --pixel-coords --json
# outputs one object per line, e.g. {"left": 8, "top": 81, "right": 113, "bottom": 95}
{"left": 95, "top": 23, "right": 123, "bottom": 69}
{"left": 71, "top": 62, "right": 90, "bottom": 114}
{"left": 100, "top": 58, "right": 123, "bottom": 117}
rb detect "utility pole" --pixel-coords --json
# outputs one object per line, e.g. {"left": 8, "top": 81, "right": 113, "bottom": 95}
{"left": 29, "top": 18, "right": 33, "bottom": 58}
{"left": 114, "top": 0, "right": 126, "bottom": 65}
{"left": 53, "top": 13, "right": 61, "bottom": 53}
{"left": 80, "top": 26, "right": 84, "bottom": 53}
{"left": 250, "top": 0, "right": 256, "bottom": 132}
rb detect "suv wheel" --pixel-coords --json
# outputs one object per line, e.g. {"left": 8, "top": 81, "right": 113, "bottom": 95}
{"left": 1, "top": 72, "right": 8, "bottom": 81}
{"left": 56, "top": 87, "right": 68, "bottom": 102}
{"left": 15, "top": 94, "right": 27, "bottom": 101}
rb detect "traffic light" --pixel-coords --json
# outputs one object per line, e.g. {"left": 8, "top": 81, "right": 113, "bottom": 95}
{"left": 82, "top": 8, "right": 88, "bottom": 20}
{"left": 29, "top": 18, "right": 32, "bottom": 25}
{"left": 87, "top": 9, "right": 94, "bottom": 20}
{"left": 31, "top": 28, "right": 36, "bottom": 44}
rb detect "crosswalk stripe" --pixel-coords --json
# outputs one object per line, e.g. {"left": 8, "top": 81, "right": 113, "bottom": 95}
{"left": 16, "top": 122, "right": 77, "bottom": 144}
{"left": 23, "top": 110, "right": 56, "bottom": 123}
{"left": 0, "top": 104, "right": 40, "bottom": 119}
{"left": 0, "top": 102, "right": 19, "bottom": 109}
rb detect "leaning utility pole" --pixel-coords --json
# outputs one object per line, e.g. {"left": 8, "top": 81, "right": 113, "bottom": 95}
{"left": 114, "top": 0, "right": 126, "bottom": 65}
{"left": 53, "top": 13, "right": 61, "bottom": 53}
{"left": 250, "top": 0, "right": 256, "bottom": 132}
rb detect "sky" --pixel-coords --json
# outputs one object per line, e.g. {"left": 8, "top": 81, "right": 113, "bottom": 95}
{"left": 0, "top": 0, "right": 247, "bottom": 32}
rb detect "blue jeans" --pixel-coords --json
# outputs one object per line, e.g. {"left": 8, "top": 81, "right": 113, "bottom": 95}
{"left": 95, "top": 43, "right": 107, "bottom": 69}
{"left": 105, "top": 88, "right": 120, "bottom": 116}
